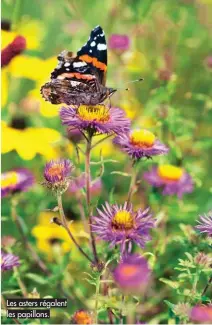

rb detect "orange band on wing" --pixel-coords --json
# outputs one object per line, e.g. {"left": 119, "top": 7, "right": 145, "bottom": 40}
{"left": 58, "top": 72, "right": 95, "bottom": 80}
{"left": 79, "top": 55, "right": 107, "bottom": 71}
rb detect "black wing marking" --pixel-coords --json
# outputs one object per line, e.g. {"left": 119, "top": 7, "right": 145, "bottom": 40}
{"left": 77, "top": 26, "right": 107, "bottom": 84}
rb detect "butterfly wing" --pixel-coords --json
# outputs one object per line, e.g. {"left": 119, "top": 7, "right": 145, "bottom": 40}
{"left": 77, "top": 25, "right": 107, "bottom": 85}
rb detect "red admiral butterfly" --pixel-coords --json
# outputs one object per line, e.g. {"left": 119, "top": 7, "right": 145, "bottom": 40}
{"left": 41, "top": 26, "right": 116, "bottom": 106}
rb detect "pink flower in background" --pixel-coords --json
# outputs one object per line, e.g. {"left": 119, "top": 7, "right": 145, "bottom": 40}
{"left": 190, "top": 305, "right": 212, "bottom": 323}
{"left": 205, "top": 56, "right": 212, "bottom": 69}
{"left": 1, "top": 35, "right": 26, "bottom": 68}
{"left": 196, "top": 212, "right": 212, "bottom": 236}
{"left": 1, "top": 252, "right": 20, "bottom": 271}
{"left": 109, "top": 34, "right": 130, "bottom": 52}
{"left": 69, "top": 173, "right": 102, "bottom": 196}
{"left": 113, "top": 254, "right": 150, "bottom": 293}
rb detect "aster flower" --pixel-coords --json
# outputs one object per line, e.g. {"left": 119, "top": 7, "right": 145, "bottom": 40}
{"left": 60, "top": 105, "right": 130, "bottom": 135}
{"left": 71, "top": 310, "right": 93, "bottom": 324}
{"left": 1, "top": 35, "right": 26, "bottom": 68}
{"left": 196, "top": 212, "right": 212, "bottom": 236}
{"left": 144, "top": 164, "right": 193, "bottom": 198}
{"left": 69, "top": 173, "right": 102, "bottom": 196}
{"left": 43, "top": 159, "right": 74, "bottom": 194}
{"left": 190, "top": 305, "right": 212, "bottom": 323}
{"left": 92, "top": 202, "right": 155, "bottom": 250}
{"left": 1, "top": 168, "right": 34, "bottom": 198}
{"left": 114, "top": 129, "right": 169, "bottom": 160}
{"left": 113, "top": 254, "right": 150, "bottom": 293}
{"left": 108, "top": 34, "right": 130, "bottom": 52}
{"left": 1, "top": 251, "right": 20, "bottom": 271}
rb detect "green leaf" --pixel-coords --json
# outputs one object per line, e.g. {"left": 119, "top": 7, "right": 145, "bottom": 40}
{"left": 110, "top": 171, "right": 131, "bottom": 177}
{"left": 25, "top": 273, "right": 47, "bottom": 284}
{"left": 160, "top": 278, "right": 180, "bottom": 289}
{"left": 164, "top": 300, "right": 175, "bottom": 310}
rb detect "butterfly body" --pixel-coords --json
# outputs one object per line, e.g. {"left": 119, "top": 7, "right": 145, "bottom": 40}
{"left": 41, "top": 26, "right": 116, "bottom": 106}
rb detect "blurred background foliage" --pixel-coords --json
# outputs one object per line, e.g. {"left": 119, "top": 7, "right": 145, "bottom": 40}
{"left": 1, "top": 0, "right": 212, "bottom": 323}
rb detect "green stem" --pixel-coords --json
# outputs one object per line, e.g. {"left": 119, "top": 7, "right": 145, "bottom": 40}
{"left": 202, "top": 273, "right": 212, "bottom": 297}
{"left": 94, "top": 275, "right": 101, "bottom": 324}
{"left": 127, "top": 161, "right": 139, "bottom": 205}
{"left": 12, "top": 0, "right": 22, "bottom": 31}
{"left": 11, "top": 198, "right": 50, "bottom": 275}
{"left": 85, "top": 134, "right": 99, "bottom": 264}
{"left": 57, "top": 195, "right": 93, "bottom": 263}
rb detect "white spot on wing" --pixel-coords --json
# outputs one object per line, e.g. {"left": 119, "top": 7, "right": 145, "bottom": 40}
{"left": 100, "top": 32, "right": 105, "bottom": 36}
{"left": 97, "top": 43, "right": 107, "bottom": 51}
{"left": 70, "top": 81, "right": 81, "bottom": 86}
{"left": 66, "top": 68, "right": 70, "bottom": 71}
{"left": 73, "top": 61, "right": 87, "bottom": 68}
{"left": 89, "top": 49, "right": 92, "bottom": 53}
{"left": 64, "top": 62, "right": 70, "bottom": 67}
{"left": 91, "top": 41, "right": 96, "bottom": 47}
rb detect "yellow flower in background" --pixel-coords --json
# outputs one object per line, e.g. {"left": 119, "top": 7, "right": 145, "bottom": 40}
{"left": 136, "top": 116, "right": 156, "bottom": 128}
{"left": 1, "top": 121, "right": 62, "bottom": 160}
{"left": 124, "top": 51, "right": 149, "bottom": 73}
{"left": 1, "top": 69, "right": 9, "bottom": 108}
{"left": 32, "top": 212, "right": 89, "bottom": 261}
{"left": 8, "top": 56, "right": 46, "bottom": 81}
{"left": 1, "top": 19, "right": 45, "bottom": 50}
{"left": 119, "top": 98, "right": 142, "bottom": 120}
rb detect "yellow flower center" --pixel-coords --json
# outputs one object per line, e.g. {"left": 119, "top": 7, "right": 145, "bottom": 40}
{"left": 77, "top": 105, "right": 110, "bottom": 123}
{"left": 121, "top": 265, "right": 138, "bottom": 277}
{"left": 157, "top": 164, "right": 183, "bottom": 181}
{"left": 74, "top": 311, "right": 92, "bottom": 324}
{"left": 48, "top": 164, "right": 64, "bottom": 180}
{"left": 112, "top": 210, "right": 134, "bottom": 231}
{"left": 130, "top": 129, "right": 155, "bottom": 148}
{"left": 1, "top": 172, "right": 18, "bottom": 189}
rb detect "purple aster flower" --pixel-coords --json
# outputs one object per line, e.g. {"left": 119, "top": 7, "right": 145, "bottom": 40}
{"left": 67, "top": 127, "right": 83, "bottom": 143}
{"left": 92, "top": 202, "right": 155, "bottom": 250}
{"left": 195, "top": 212, "right": 212, "bottom": 236}
{"left": 109, "top": 34, "right": 130, "bottom": 52}
{"left": 43, "top": 159, "right": 74, "bottom": 194}
{"left": 113, "top": 254, "right": 150, "bottom": 293}
{"left": 190, "top": 305, "right": 212, "bottom": 323}
{"left": 114, "top": 129, "right": 169, "bottom": 160}
{"left": 144, "top": 164, "right": 194, "bottom": 198}
{"left": 1, "top": 168, "right": 34, "bottom": 198}
{"left": 1, "top": 251, "right": 20, "bottom": 271}
{"left": 69, "top": 173, "right": 102, "bottom": 195}
{"left": 60, "top": 105, "right": 130, "bottom": 135}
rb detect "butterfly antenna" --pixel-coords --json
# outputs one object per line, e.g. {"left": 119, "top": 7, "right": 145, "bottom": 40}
{"left": 116, "top": 78, "right": 144, "bottom": 91}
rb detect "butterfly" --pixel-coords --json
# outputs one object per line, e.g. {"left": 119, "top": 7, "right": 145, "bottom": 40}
{"left": 41, "top": 26, "right": 116, "bottom": 106}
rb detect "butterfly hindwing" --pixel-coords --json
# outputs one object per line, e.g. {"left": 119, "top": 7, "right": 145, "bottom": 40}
{"left": 77, "top": 25, "right": 107, "bottom": 85}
